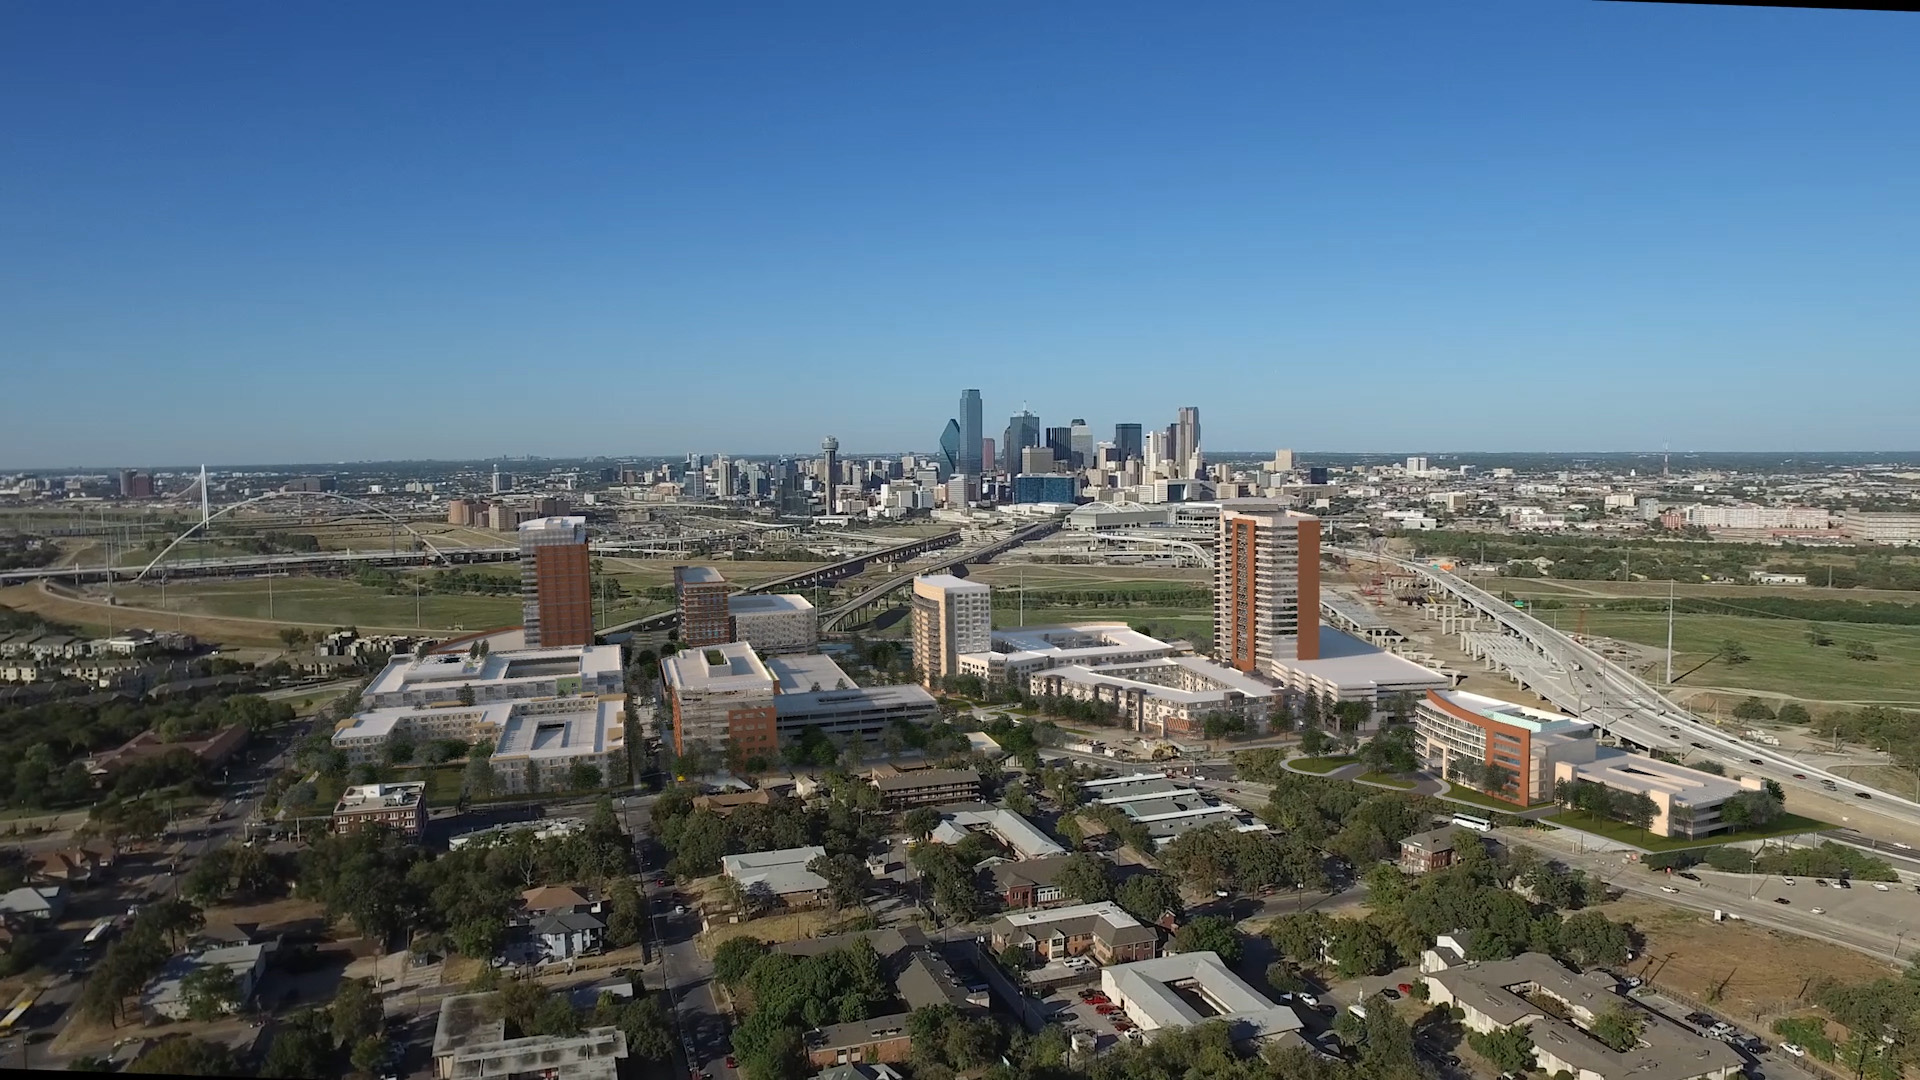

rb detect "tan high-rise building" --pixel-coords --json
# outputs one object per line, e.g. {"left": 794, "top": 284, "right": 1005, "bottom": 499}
{"left": 518, "top": 517, "right": 593, "bottom": 648}
{"left": 1214, "top": 502, "right": 1321, "bottom": 673}
{"left": 911, "top": 574, "right": 992, "bottom": 688}
{"left": 675, "top": 566, "right": 733, "bottom": 648}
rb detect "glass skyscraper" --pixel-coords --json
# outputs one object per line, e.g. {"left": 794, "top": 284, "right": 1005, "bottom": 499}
{"left": 959, "top": 389, "right": 984, "bottom": 475}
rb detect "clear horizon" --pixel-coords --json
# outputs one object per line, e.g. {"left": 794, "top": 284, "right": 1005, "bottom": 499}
{"left": 4, "top": 2, "right": 1918, "bottom": 466}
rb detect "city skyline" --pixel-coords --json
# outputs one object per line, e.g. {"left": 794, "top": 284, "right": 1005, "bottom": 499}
{"left": 4, "top": 3, "right": 1920, "bottom": 465}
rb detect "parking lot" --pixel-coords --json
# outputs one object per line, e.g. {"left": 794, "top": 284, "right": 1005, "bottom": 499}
{"left": 1038, "top": 985, "right": 1145, "bottom": 1051}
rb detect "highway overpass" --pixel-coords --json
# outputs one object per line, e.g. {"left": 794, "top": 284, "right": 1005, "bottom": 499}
{"left": 1337, "top": 547, "right": 1920, "bottom": 819}
{"left": 818, "top": 520, "right": 1064, "bottom": 632}
{"left": 597, "top": 529, "right": 967, "bottom": 637}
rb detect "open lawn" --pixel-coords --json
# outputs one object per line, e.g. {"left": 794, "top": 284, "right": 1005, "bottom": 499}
{"left": 1436, "top": 786, "right": 1549, "bottom": 813}
{"left": 1547, "top": 609, "right": 1920, "bottom": 706}
{"left": 1357, "top": 771, "right": 1416, "bottom": 789}
{"left": 1604, "top": 895, "right": 1896, "bottom": 1023}
{"left": 1290, "top": 756, "right": 1356, "bottom": 774}
{"left": 1543, "top": 809, "right": 1831, "bottom": 852}
{"left": 105, "top": 576, "right": 522, "bottom": 632}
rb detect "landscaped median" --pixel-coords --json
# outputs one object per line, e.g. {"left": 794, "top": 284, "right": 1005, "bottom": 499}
{"left": 1288, "top": 756, "right": 1357, "bottom": 774}
{"left": 1356, "top": 771, "right": 1416, "bottom": 790}
{"left": 1542, "top": 808, "right": 1832, "bottom": 853}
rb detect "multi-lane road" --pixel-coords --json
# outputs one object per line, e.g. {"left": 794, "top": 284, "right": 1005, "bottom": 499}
{"left": 1343, "top": 549, "right": 1920, "bottom": 831}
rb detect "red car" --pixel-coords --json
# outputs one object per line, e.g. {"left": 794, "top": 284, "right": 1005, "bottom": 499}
{"left": 725, "top": 1056, "right": 736, "bottom": 1069}
{"left": 1095, "top": 1004, "right": 1116, "bottom": 1015}
{"left": 1398, "top": 983, "right": 1413, "bottom": 994}
{"left": 1086, "top": 994, "right": 1109, "bottom": 1005}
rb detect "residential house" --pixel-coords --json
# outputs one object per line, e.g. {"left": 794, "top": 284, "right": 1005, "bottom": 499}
{"left": 989, "top": 902, "right": 1158, "bottom": 965}
{"left": 989, "top": 855, "right": 1077, "bottom": 909}
{"left": 804, "top": 1014, "right": 914, "bottom": 1069}
{"left": 534, "top": 911, "right": 606, "bottom": 962}
{"left": 722, "top": 847, "right": 831, "bottom": 909}
{"left": 521, "top": 885, "right": 593, "bottom": 917}
{"left": 30, "top": 849, "right": 103, "bottom": 887}
{"left": 141, "top": 942, "right": 273, "bottom": 1020}
{"left": 1398, "top": 828, "right": 1458, "bottom": 875}
{"left": 0, "top": 885, "right": 67, "bottom": 923}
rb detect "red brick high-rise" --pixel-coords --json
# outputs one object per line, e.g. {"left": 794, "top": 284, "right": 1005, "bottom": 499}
{"left": 519, "top": 517, "right": 593, "bottom": 648}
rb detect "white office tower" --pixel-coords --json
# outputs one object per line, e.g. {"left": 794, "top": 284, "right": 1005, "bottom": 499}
{"left": 684, "top": 456, "right": 707, "bottom": 498}
{"left": 1272, "top": 449, "right": 1295, "bottom": 472}
{"left": 1143, "top": 430, "right": 1164, "bottom": 479}
{"left": 1406, "top": 456, "right": 1429, "bottom": 475}
{"left": 1069, "top": 419, "right": 1094, "bottom": 468}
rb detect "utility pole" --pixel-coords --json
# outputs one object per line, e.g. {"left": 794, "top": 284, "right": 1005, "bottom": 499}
{"left": 1666, "top": 580, "right": 1675, "bottom": 685}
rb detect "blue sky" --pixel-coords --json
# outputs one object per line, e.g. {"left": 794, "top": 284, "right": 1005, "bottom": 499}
{"left": 3, "top": 1, "right": 1917, "bottom": 467}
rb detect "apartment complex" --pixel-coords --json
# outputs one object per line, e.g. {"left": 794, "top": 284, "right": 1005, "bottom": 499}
{"left": 1398, "top": 828, "right": 1458, "bottom": 874}
{"left": 362, "top": 644, "right": 624, "bottom": 709}
{"left": 956, "top": 623, "right": 1174, "bottom": 686}
{"left": 1422, "top": 953, "right": 1740, "bottom": 1080}
{"left": 660, "top": 643, "right": 779, "bottom": 758}
{"left": 728, "top": 593, "right": 818, "bottom": 653}
{"left": 1100, "top": 952, "right": 1303, "bottom": 1043}
{"left": 675, "top": 566, "right": 734, "bottom": 647}
{"left": 1084, "top": 771, "right": 1270, "bottom": 845}
{"left": 1027, "top": 654, "right": 1279, "bottom": 738}
{"left": 910, "top": 574, "right": 992, "bottom": 687}
{"left": 518, "top": 516, "right": 593, "bottom": 648}
{"left": 1841, "top": 510, "right": 1920, "bottom": 545}
{"left": 1214, "top": 502, "right": 1321, "bottom": 672}
{"left": 332, "top": 697, "right": 625, "bottom": 794}
{"left": 1414, "top": 689, "right": 1597, "bottom": 805}
{"left": 871, "top": 767, "right": 981, "bottom": 808}
{"left": 331, "top": 782, "right": 428, "bottom": 838}
{"left": 989, "top": 901, "right": 1158, "bottom": 965}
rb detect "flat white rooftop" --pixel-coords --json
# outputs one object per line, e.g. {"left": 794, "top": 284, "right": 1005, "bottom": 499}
{"left": 365, "top": 644, "right": 622, "bottom": 696}
{"left": 661, "top": 641, "right": 775, "bottom": 694}
{"left": 982, "top": 623, "right": 1174, "bottom": 664}
{"left": 764, "top": 652, "right": 852, "bottom": 695}
{"left": 1041, "top": 656, "right": 1277, "bottom": 705}
{"left": 493, "top": 699, "right": 624, "bottom": 761}
{"left": 938, "top": 805, "right": 1066, "bottom": 860}
{"left": 729, "top": 593, "right": 815, "bottom": 615}
{"left": 1565, "top": 746, "right": 1749, "bottom": 805}
{"left": 915, "top": 573, "right": 988, "bottom": 592}
{"left": 1102, "top": 951, "right": 1302, "bottom": 1040}
{"left": 722, "top": 846, "right": 828, "bottom": 896}
{"left": 999, "top": 900, "right": 1142, "bottom": 932}
{"left": 1431, "top": 687, "right": 1588, "bottom": 734}
{"left": 1269, "top": 627, "right": 1450, "bottom": 692}
{"left": 677, "top": 566, "right": 726, "bottom": 584}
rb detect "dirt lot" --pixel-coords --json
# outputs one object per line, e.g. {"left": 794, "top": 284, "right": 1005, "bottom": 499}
{"left": 695, "top": 909, "right": 838, "bottom": 958}
{"left": 1606, "top": 896, "right": 1898, "bottom": 1022}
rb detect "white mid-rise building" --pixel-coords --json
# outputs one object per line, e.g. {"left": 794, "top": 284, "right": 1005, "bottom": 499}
{"left": 362, "top": 645, "right": 624, "bottom": 710}
{"left": 957, "top": 623, "right": 1176, "bottom": 686}
{"left": 727, "top": 593, "right": 819, "bottom": 654}
{"left": 331, "top": 696, "right": 625, "bottom": 794}
{"left": 911, "top": 574, "right": 992, "bottom": 687}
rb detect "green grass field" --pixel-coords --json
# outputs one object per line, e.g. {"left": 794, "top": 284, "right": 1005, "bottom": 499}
{"left": 1290, "top": 756, "right": 1356, "bottom": 774}
{"left": 1570, "top": 610, "right": 1920, "bottom": 704}
{"left": 1357, "top": 771, "right": 1416, "bottom": 789}
{"left": 1543, "top": 809, "right": 1831, "bottom": 852}
{"left": 108, "top": 577, "right": 523, "bottom": 632}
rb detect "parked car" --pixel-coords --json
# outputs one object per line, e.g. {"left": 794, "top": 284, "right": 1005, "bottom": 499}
{"left": 1781, "top": 1043, "right": 1806, "bottom": 1057}
{"left": 1875, "top": 883, "right": 1891, "bottom": 892}
{"left": 1815, "top": 879, "right": 1828, "bottom": 886}
{"left": 1678, "top": 872, "right": 1701, "bottom": 881}
{"left": 1783, "top": 878, "right": 1796, "bottom": 885}
{"left": 1397, "top": 983, "right": 1414, "bottom": 994}
{"left": 1381, "top": 988, "right": 1402, "bottom": 1000}
{"left": 1774, "top": 897, "right": 1791, "bottom": 905}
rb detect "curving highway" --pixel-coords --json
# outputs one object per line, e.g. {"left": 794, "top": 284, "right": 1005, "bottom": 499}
{"left": 1337, "top": 547, "right": 1920, "bottom": 822}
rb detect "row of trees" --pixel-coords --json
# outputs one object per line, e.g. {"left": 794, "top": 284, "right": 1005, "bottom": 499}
{"left": 649, "top": 779, "right": 888, "bottom": 880}
{"left": 712, "top": 937, "right": 894, "bottom": 1080}
{"left": 78, "top": 898, "right": 209, "bottom": 1026}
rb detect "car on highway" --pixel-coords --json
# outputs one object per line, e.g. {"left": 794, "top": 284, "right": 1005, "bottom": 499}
{"left": 1678, "top": 872, "right": 1701, "bottom": 881}
{"left": 1858, "top": 792, "right": 1873, "bottom": 799}
{"left": 1793, "top": 773, "right": 1806, "bottom": 779}
{"left": 1784, "top": 877, "right": 1796, "bottom": 885}
{"left": 1811, "top": 907, "right": 1826, "bottom": 915}
{"left": 1774, "top": 897, "right": 1791, "bottom": 905}
{"left": 725, "top": 1056, "right": 736, "bottom": 1069}
{"left": 1876, "top": 883, "right": 1892, "bottom": 891}
{"left": 1749, "top": 758, "right": 1763, "bottom": 765}
{"left": 1660, "top": 886, "right": 1679, "bottom": 894}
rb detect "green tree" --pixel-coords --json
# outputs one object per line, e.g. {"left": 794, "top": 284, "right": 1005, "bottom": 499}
{"left": 1115, "top": 871, "right": 1183, "bottom": 923}
{"left": 1468, "top": 1024, "right": 1538, "bottom": 1074}
{"left": 901, "top": 806, "right": 940, "bottom": 841}
{"left": 605, "top": 877, "right": 645, "bottom": 948}
{"left": 1557, "top": 911, "right": 1631, "bottom": 969}
{"left": 1591, "top": 1006, "right": 1645, "bottom": 1052}
{"left": 1328, "top": 918, "right": 1393, "bottom": 975}
{"left": 349, "top": 1035, "right": 390, "bottom": 1075}
{"left": 713, "top": 936, "right": 769, "bottom": 988}
{"left": 567, "top": 761, "right": 603, "bottom": 792}
{"left": 1777, "top": 702, "right": 1813, "bottom": 727}
{"left": 1732, "top": 697, "right": 1775, "bottom": 721}
{"left": 1720, "top": 639, "right": 1751, "bottom": 665}
{"left": 330, "top": 977, "right": 383, "bottom": 1050}
{"left": 180, "top": 962, "right": 241, "bottom": 1021}
{"left": 806, "top": 853, "right": 871, "bottom": 911}
{"left": 128, "top": 1037, "right": 240, "bottom": 1076}
{"left": 1053, "top": 852, "right": 1114, "bottom": 903}
{"left": 1172, "top": 915, "right": 1244, "bottom": 965}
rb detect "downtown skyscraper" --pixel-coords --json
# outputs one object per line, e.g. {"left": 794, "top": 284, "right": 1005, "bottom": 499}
{"left": 959, "top": 389, "right": 984, "bottom": 475}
